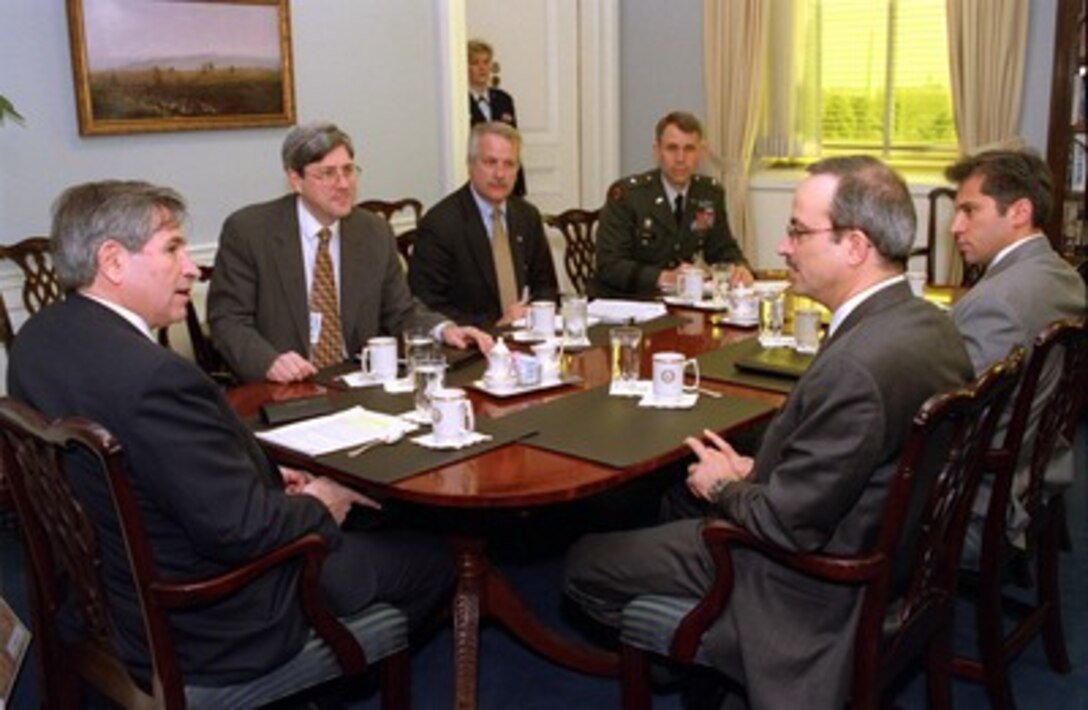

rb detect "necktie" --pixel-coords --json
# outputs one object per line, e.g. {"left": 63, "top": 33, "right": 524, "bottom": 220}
{"left": 674, "top": 194, "right": 685, "bottom": 227}
{"left": 310, "top": 228, "right": 344, "bottom": 368}
{"left": 477, "top": 96, "right": 491, "bottom": 121}
{"left": 490, "top": 208, "right": 518, "bottom": 311}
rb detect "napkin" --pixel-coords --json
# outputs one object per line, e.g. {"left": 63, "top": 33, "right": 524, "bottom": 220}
{"left": 609, "top": 379, "right": 653, "bottom": 397}
{"left": 340, "top": 371, "right": 390, "bottom": 388}
{"left": 758, "top": 334, "right": 796, "bottom": 349}
{"left": 638, "top": 392, "right": 699, "bottom": 409}
{"left": 587, "top": 299, "right": 668, "bottom": 324}
{"left": 411, "top": 432, "right": 492, "bottom": 450}
{"left": 383, "top": 377, "right": 415, "bottom": 394}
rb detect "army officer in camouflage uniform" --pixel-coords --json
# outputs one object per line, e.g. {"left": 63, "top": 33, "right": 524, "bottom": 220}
{"left": 593, "top": 111, "right": 753, "bottom": 298}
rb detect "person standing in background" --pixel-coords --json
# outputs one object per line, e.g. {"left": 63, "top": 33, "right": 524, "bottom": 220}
{"left": 468, "top": 38, "right": 527, "bottom": 197}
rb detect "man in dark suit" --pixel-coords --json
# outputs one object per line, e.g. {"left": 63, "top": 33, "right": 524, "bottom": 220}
{"left": 208, "top": 122, "right": 491, "bottom": 383}
{"left": 594, "top": 111, "right": 753, "bottom": 299}
{"left": 944, "top": 149, "right": 1086, "bottom": 565}
{"left": 409, "top": 122, "right": 558, "bottom": 328}
{"left": 468, "top": 38, "right": 527, "bottom": 196}
{"left": 7, "top": 180, "right": 454, "bottom": 685}
{"left": 565, "top": 156, "right": 973, "bottom": 708}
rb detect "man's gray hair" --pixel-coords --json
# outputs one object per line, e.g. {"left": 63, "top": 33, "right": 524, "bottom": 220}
{"left": 50, "top": 180, "right": 186, "bottom": 291}
{"left": 467, "top": 121, "right": 521, "bottom": 161}
{"left": 281, "top": 122, "right": 354, "bottom": 174}
{"left": 806, "top": 155, "right": 916, "bottom": 267}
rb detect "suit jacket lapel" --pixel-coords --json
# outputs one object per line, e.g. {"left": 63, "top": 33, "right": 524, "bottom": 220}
{"left": 459, "top": 185, "right": 501, "bottom": 301}
{"left": 339, "top": 210, "right": 369, "bottom": 349}
{"left": 270, "top": 197, "right": 310, "bottom": 349}
{"left": 819, "top": 281, "right": 913, "bottom": 355}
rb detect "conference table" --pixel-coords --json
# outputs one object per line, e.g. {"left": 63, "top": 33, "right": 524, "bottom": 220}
{"left": 227, "top": 287, "right": 959, "bottom": 709}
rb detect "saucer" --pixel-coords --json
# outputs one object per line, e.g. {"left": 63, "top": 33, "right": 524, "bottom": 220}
{"left": 713, "top": 313, "right": 759, "bottom": 328}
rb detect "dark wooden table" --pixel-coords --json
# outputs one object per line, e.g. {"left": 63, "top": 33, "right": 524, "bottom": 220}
{"left": 226, "top": 309, "right": 783, "bottom": 709}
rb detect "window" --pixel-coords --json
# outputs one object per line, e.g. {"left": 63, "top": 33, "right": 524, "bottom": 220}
{"left": 760, "top": 0, "right": 958, "bottom": 167}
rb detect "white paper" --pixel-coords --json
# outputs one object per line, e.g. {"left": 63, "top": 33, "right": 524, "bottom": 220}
{"left": 587, "top": 299, "right": 668, "bottom": 324}
{"left": 256, "top": 406, "right": 415, "bottom": 457}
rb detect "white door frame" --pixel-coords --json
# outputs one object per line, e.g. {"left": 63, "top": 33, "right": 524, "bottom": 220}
{"left": 435, "top": 0, "right": 620, "bottom": 208}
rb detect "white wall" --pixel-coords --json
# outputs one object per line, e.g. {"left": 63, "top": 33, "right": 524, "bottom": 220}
{"left": 0, "top": 0, "right": 450, "bottom": 248}
{"left": 618, "top": 0, "right": 706, "bottom": 176}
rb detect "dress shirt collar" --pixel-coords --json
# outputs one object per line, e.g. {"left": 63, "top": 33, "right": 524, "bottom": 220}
{"left": 296, "top": 197, "right": 342, "bottom": 294}
{"left": 469, "top": 183, "right": 506, "bottom": 241}
{"left": 81, "top": 291, "right": 155, "bottom": 341}
{"left": 660, "top": 175, "right": 687, "bottom": 206}
{"left": 828, "top": 274, "right": 906, "bottom": 338}
{"left": 989, "top": 232, "right": 1045, "bottom": 270}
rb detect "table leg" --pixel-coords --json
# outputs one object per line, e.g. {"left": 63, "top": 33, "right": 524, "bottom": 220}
{"left": 451, "top": 537, "right": 619, "bottom": 710}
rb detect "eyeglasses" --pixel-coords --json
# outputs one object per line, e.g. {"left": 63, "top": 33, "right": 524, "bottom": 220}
{"left": 785, "top": 222, "right": 855, "bottom": 241}
{"left": 305, "top": 164, "right": 361, "bottom": 185}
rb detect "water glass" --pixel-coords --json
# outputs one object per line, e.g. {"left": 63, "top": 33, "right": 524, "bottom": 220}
{"left": 403, "top": 328, "right": 437, "bottom": 375}
{"left": 609, "top": 326, "right": 642, "bottom": 382}
{"left": 708, "top": 263, "right": 734, "bottom": 302}
{"left": 412, "top": 356, "right": 447, "bottom": 420}
{"left": 793, "top": 308, "right": 822, "bottom": 353}
{"left": 758, "top": 290, "right": 785, "bottom": 340}
{"left": 561, "top": 294, "right": 589, "bottom": 342}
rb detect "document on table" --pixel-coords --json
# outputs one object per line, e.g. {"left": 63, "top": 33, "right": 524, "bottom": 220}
{"left": 587, "top": 299, "right": 668, "bottom": 323}
{"left": 256, "top": 406, "right": 414, "bottom": 457}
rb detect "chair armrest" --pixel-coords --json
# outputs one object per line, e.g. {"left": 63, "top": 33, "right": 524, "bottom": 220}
{"left": 149, "top": 533, "right": 367, "bottom": 675}
{"left": 669, "top": 520, "right": 888, "bottom": 660}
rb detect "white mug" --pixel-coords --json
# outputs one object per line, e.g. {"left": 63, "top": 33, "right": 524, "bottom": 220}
{"left": 730, "top": 288, "right": 759, "bottom": 321}
{"left": 430, "top": 388, "right": 475, "bottom": 443}
{"left": 531, "top": 340, "right": 563, "bottom": 383}
{"left": 677, "top": 265, "right": 705, "bottom": 302}
{"left": 360, "top": 336, "right": 398, "bottom": 380}
{"left": 652, "top": 351, "right": 700, "bottom": 400}
{"left": 526, "top": 300, "right": 557, "bottom": 336}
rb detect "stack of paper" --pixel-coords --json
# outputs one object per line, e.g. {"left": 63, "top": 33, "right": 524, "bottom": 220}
{"left": 256, "top": 406, "right": 415, "bottom": 457}
{"left": 587, "top": 299, "right": 668, "bottom": 324}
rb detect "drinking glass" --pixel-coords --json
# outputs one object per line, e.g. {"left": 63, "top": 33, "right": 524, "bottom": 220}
{"left": 412, "top": 355, "right": 447, "bottom": 420}
{"left": 609, "top": 326, "right": 642, "bottom": 382}
{"left": 561, "top": 294, "right": 589, "bottom": 343}
{"left": 758, "top": 290, "right": 785, "bottom": 340}
{"left": 403, "top": 328, "right": 437, "bottom": 376}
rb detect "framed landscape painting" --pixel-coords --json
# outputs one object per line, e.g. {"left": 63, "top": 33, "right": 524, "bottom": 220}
{"left": 66, "top": 0, "right": 295, "bottom": 136}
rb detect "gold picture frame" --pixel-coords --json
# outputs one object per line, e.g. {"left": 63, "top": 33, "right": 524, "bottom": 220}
{"left": 66, "top": 0, "right": 295, "bottom": 136}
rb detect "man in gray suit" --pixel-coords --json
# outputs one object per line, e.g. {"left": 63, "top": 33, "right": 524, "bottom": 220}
{"left": 564, "top": 156, "right": 973, "bottom": 709}
{"left": 945, "top": 149, "right": 1086, "bottom": 564}
{"left": 209, "top": 122, "right": 491, "bottom": 383}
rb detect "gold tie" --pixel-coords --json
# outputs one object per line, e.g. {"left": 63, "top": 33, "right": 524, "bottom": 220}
{"left": 490, "top": 208, "right": 518, "bottom": 311}
{"left": 310, "top": 228, "right": 344, "bottom": 368}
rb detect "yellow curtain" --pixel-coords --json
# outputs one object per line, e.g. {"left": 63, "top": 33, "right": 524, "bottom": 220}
{"left": 947, "top": 0, "right": 1028, "bottom": 152}
{"left": 703, "top": 0, "right": 770, "bottom": 259}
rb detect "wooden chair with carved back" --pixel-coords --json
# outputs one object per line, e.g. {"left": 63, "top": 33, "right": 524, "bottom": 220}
{"left": 952, "top": 316, "right": 1088, "bottom": 709}
{"left": 0, "top": 236, "right": 64, "bottom": 514}
{"left": 544, "top": 208, "right": 600, "bottom": 296}
{"left": 0, "top": 397, "right": 411, "bottom": 709}
{"left": 617, "top": 347, "right": 1025, "bottom": 710}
